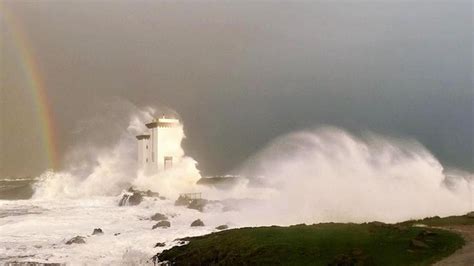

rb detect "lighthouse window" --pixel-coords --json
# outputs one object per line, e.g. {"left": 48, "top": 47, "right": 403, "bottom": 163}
{"left": 146, "top": 158, "right": 148, "bottom": 163}
{"left": 146, "top": 145, "right": 148, "bottom": 149}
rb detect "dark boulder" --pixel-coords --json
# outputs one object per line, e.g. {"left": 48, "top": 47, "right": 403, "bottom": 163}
{"left": 191, "top": 219, "right": 204, "bottom": 227}
{"left": 92, "top": 228, "right": 103, "bottom": 235}
{"left": 66, "top": 236, "right": 86, "bottom": 245}
{"left": 119, "top": 192, "right": 143, "bottom": 206}
{"left": 152, "top": 220, "right": 171, "bottom": 229}
{"left": 215, "top": 225, "right": 229, "bottom": 230}
{"left": 150, "top": 213, "right": 168, "bottom": 221}
{"left": 128, "top": 192, "right": 143, "bottom": 205}
{"left": 118, "top": 194, "right": 129, "bottom": 206}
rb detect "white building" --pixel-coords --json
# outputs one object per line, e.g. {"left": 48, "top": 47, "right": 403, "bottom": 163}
{"left": 136, "top": 116, "right": 182, "bottom": 174}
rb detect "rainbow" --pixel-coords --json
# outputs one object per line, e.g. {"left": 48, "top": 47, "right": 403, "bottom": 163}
{"left": 1, "top": 4, "right": 59, "bottom": 170}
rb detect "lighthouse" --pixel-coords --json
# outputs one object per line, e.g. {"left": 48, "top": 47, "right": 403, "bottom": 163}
{"left": 136, "top": 115, "right": 182, "bottom": 174}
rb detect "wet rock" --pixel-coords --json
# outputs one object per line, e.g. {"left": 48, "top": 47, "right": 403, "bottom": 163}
{"left": 92, "top": 228, "right": 103, "bottom": 235}
{"left": 121, "top": 187, "right": 160, "bottom": 203}
{"left": 152, "top": 220, "right": 171, "bottom": 229}
{"left": 128, "top": 192, "right": 143, "bottom": 205}
{"left": 154, "top": 242, "right": 166, "bottom": 248}
{"left": 215, "top": 225, "right": 229, "bottom": 230}
{"left": 145, "top": 190, "right": 160, "bottom": 197}
{"left": 187, "top": 199, "right": 208, "bottom": 212}
{"left": 175, "top": 195, "right": 192, "bottom": 206}
{"left": 118, "top": 194, "right": 129, "bottom": 206}
{"left": 119, "top": 192, "right": 143, "bottom": 206}
{"left": 150, "top": 213, "right": 168, "bottom": 221}
{"left": 191, "top": 219, "right": 204, "bottom": 227}
{"left": 66, "top": 236, "right": 86, "bottom": 245}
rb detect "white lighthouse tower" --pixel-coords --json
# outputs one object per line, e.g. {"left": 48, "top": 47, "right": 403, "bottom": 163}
{"left": 136, "top": 134, "right": 150, "bottom": 169}
{"left": 136, "top": 115, "right": 182, "bottom": 174}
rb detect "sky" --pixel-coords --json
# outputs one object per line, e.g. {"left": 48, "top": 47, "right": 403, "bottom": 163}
{"left": 0, "top": 0, "right": 472, "bottom": 177}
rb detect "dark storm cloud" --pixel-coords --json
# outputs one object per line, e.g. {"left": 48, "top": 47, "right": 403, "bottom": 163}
{"left": 1, "top": 0, "right": 472, "bottom": 177}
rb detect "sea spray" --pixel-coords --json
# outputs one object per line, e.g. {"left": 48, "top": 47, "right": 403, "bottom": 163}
{"left": 33, "top": 105, "right": 201, "bottom": 199}
{"left": 233, "top": 127, "right": 472, "bottom": 224}
{"left": 33, "top": 108, "right": 472, "bottom": 223}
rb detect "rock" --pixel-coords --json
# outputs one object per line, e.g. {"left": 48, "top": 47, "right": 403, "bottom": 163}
{"left": 154, "top": 242, "right": 166, "bottom": 248}
{"left": 410, "top": 239, "right": 429, "bottom": 249}
{"left": 118, "top": 194, "right": 129, "bottom": 206}
{"left": 150, "top": 213, "right": 168, "bottom": 221}
{"left": 175, "top": 195, "right": 192, "bottom": 206}
{"left": 114, "top": 233, "right": 121, "bottom": 236}
{"left": 187, "top": 199, "right": 208, "bottom": 212}
{"left": 145, "top": 190, "right": 160, "bottom": 197}
{"left": 128, "top": 192, "right": 143, "bottom": 205}
{"left": 152, "top": 220, "right": 171, "bottom": 229}
{"left": 66, "top": 236, "right": 86, "bottom": 245}
{"left": 467, "top": 212, "right": 474, "bottom": 218}
{"left": 92, "top": 228, "right": 103, "bottom": 235}
{"left": 191, "top": 219, "right": 204, "bottom": 227}
{"left": 215, "top": 225, "right": 228, "bottom": 230}
{"left": 119, "top": 192, "right": 143, "bottom": 206}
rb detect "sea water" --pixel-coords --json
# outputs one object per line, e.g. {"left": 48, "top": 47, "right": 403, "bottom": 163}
{"left": 0, "top": 193, "right": 239, "bottom": 265}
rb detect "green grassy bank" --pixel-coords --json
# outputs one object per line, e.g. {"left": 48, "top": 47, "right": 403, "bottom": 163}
{"left": 157, "top": 222, "right": 464, "bottom": 265}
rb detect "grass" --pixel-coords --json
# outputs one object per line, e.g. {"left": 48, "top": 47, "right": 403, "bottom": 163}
{"left": 400, "top": 214, "right": 474, "bottom": 227}
{"left": 157, "top": 222, "right": 464, "bottom": 265}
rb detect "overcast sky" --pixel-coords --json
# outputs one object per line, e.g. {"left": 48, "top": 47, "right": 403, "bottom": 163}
{"left": 1, "top": 0, "right": 472, "bottom": 177}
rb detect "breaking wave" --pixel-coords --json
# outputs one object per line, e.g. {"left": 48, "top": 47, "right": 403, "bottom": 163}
{"left": 33, "top": 105, "right": 200, "bottom": 199}
{"left": 32, "top": 104, "right": 472, "bottom": 223}
{"left": 234, "top": 127, "right": 472, "bottom": 224}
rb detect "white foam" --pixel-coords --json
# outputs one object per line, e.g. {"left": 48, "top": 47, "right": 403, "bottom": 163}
{"left": 0, "top": 196, "right": 238, "bottom": 264}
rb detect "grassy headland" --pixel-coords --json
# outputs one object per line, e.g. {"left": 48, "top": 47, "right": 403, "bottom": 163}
{"left": 400, "top": 213, "right": 474, "bottom": 227}
{"left": 157, "top": 221, "right": 464, "bottom": 265}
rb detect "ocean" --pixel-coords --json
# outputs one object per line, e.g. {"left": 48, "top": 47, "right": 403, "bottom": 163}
{"left": 0, "top": 178, "right": 36, "bottom": 201}
{"left": 0, "top": 179, "right": 241, "bottom": 265}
